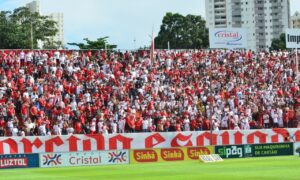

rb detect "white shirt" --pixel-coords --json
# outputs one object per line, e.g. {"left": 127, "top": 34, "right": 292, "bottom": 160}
{"left": 112, "top": 123, "right": 117, "bottom": 134}
{"left": 39, "top": 124, "right": 46, "bottom": 135}
{"left": 118, "top": 119, "right": 125, "bottom": 130}
{"left": 67, "top": 127, "right": 74, "bottom": 135}
{"left": 26, "top": 53, "right": 32, "bottom": 62}
{"left": 84, "top": 93, "right": 91, "bottom": 102}
{"left": 263, "top": 114, "right": 270, "bottom": 123}
{"left": 7, "top": 120, "right": 14, "bottom": 130}
{"left": 26, "top": 122, "right": 35, "bottom": 133}
{"left": 54, "top": 51, "right": 60, "bottom": 59}
{"left": 272, "top": 113, "right": 278, "bottom": 123}
{"left": 70, "top": 101, "right": 77, "bottom": 111}
{"left": 98, "top": 121, "right": 104, "bottom": 133}
{"left": 60, "top": 56, "right": 65, "bottom": 64}
{"left": 142, "top": 119, "right": 149, "bottom": 130}
{"left": 20, "top": 52, "right": 25, "bottom": 59}
{"left": 53, "top": 124, "right": 61, "bottom": 135}
{"left": 12, "top": 127, "right": 18, "bottom": 136}
{"left": 90, "top": 121, "right": 96, "bottom": 132}
{"left": 184, "top": 118, "right": 190, "bottom": 131}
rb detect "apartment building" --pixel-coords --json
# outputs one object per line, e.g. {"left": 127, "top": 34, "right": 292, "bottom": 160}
{"left": 205, "top": 0, "right": 290, "bottom": 51}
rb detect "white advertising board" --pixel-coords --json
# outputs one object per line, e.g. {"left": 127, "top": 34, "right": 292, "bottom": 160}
{"left": 1, "top": 128, "right": 300, "bottom": 155}
{"left": 209, "top": 28, "right": 247, "bottom": 49}
{"left": 294, "top": 142, "right": 300, "bottom": 156}
{"left": 40, "top": 150, "right": 129, "bottom": 168}
{"left": 286, "top": 29, "right": 300, "bottom": 48}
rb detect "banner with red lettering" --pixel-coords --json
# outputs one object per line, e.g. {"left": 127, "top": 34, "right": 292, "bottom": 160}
{"left": 0, "top": 128, "right": 299, "bottom": 155}
{"left": 130, "top": 146, "right": 214, "bottom": 163}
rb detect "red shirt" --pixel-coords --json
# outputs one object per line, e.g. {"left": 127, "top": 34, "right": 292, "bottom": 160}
{"left": 129, "top": 119, "right": 135, "bottom": 128}
{"left": 75, "top": 122, "right": 82, "bottom": 132}
{"left": 135, "top": 119, "right": 142, "bottom": 131}
{"left": 175, "top": 124, "right": 181, "bottom": 131}
{"left": 7, "top": 106, "right": 15, "bottom": 116}
{"left": 30, "top": 106, "right": 38, "bottom": 116}
{"left": 21, "top": 105, "right": 28, "bottom": 116}
{"left": 63, "top": 107, "right": 70, "bottom": 115}
{"left": 0, "top": 119, "right": 5, "bottom": 127}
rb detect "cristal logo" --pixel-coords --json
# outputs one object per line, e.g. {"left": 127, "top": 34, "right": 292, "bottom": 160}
{"left": 42, "top": 154, "right": 62, "bottom": 166}
{"left": 215, "top": 30, "right": 243, "bottom": 43}
{"left": 108, "top": 151, "right": 127, "bottom": 163}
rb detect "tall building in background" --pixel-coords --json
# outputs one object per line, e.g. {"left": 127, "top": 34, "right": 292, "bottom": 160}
{"left": 48, "top": 13, "right": 65, "bottom": 46}
{"left": 205, "top": 0, "right": 290, "bottom": 51}
{"left": 291, "top": 11, "right": 300, "bottom": 28}
{"left": 25, "top": 0, "right": 64, "bottom": 48}
{"left": 26, "top": 0, "right": 41, "bottom": 14}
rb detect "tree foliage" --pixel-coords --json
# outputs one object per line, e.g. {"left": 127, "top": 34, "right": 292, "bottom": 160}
{"left": 155, "top": 12, "right": 208, "bottom": 49}
{"left": 43, "top": 38, "right": 64, "bottom": 49}
{"left": 0, "top": 7, "right": 58, "bottom": 49}
{"left": 68, "top": 37, "right": 117, "bottom": 50}
{"left": 270, "top": 33, "right": 286, "bottom": 51}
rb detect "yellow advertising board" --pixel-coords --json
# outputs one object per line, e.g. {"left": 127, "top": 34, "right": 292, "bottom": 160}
{"left": 130, "top": 146, "right": 214, "bottom": 163}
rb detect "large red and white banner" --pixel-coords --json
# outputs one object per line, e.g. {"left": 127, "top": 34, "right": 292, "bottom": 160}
{"left": 0, "top": 128, "right": 300, "bottom": 155}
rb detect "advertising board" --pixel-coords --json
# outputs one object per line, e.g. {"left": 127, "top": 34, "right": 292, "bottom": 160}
{"left": 251, "top": 143, "right": 293, "bottom": 157}
{"left": 1, "top": 128, "right": 300, "bottom": 155}
{"left": 0, "top": 153, "right": 39, "bottom": 169}
{"left": 40, "top": 150, "right": 129, "bottom": 168}
{"left": 209, "top": 28, "right": 247, "bottom": 49}
{"left": 215, "top": 143, "right": 293, "bottom": 158}
{"left": 130, "top": 146, "right": 214, "bottom": 163}
{"left": 286, "top": 29, "right": 300, "bottom": 48}
{"left": 215, "top": 145, "right": 250, "bottom": 158}
{"left": 294, "top": 142, "right": 300, "bottom": 156}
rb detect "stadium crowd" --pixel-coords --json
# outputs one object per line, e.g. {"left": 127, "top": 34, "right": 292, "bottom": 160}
{"left": 0, "top": 49, "right": 299, "bottom": 136}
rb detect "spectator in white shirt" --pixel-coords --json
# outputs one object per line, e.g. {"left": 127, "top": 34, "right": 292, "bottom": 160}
{"left": 142, "top": 119, "right": 149, "bottom": 132}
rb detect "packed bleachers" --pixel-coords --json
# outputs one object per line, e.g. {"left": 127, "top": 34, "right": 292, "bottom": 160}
{"left": 0, "top": 49, "right": 299, "bottom": 136}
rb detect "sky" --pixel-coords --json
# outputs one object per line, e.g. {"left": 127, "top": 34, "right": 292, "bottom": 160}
{"left": 0, "top": 0, "right": 299, "bottom": 50}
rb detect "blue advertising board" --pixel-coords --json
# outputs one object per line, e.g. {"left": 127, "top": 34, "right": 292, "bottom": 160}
{"left": 0, "top": 153, "right": 39, "bottom": 169}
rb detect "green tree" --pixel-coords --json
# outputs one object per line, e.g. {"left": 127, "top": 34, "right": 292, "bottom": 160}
{"left": 270, "top": 33, "right": 286, "bottom": 51}
{"left": 43, "top": 38, "right": 64, "bottom": 49}
{"left": 68, "top": 37, "right": 117, "bottom": 50}
{"left": 0, "top": 7, "right": 58, "bottom": 49}
{"left": 155, "top": 12, "right": 208, "bottom": 49}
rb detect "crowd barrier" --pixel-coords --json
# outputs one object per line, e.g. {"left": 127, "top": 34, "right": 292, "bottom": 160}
{"left": 0, "top": 128, "right": 299, "bottom": 155}
{"left": 0, "top": 129, "right": 299, "bottom": 169}
{"left": 0, "top": 143, "right": 297, "bottom": 169}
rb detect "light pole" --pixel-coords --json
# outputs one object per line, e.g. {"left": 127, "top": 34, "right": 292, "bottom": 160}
{"left": 209, "top": 82, "right": 213, "bottom": 146}
{"left": 296, "top": 48, "right": 299, "bottom": 75}
{"left": 30, "top": 21, "right": 34, "bottom": 49}
{"left": 207, "top": 59, "right": 214, "bottom": 146}
{"left": 133, "top": 38, "right": 136, "bottom": 50}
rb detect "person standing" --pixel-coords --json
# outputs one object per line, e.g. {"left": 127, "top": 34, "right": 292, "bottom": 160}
{"left": 142, "top": 118, "right": 149, "bottom": 132}
{"left": 271, "top": 108, "right": 279, "bottom": 128}
{"left": 183, "top": 115, "right": 190, "bottom": 131}
{"left": 277, "top": 107, "right": 284, "bottom": 127}
{"left": 118, "top": 117, "right": 125, "bottom": 133}
{"left": 263, "top": 111, "right": 270, "bottom": 128}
